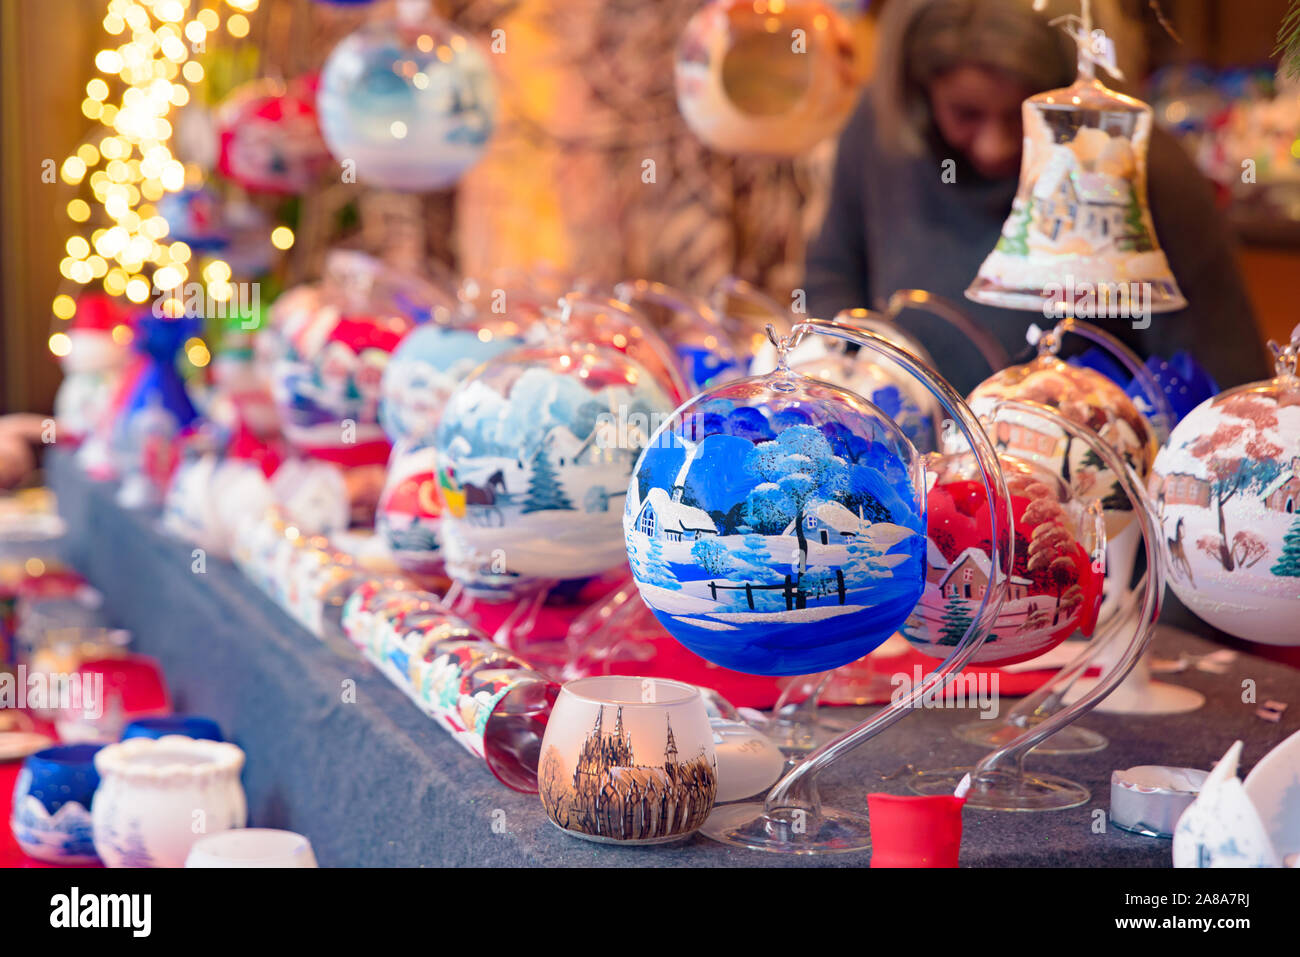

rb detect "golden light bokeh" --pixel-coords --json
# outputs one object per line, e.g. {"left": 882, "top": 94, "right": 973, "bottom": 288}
{"left": 48, "top": 333, "right": 73, "bottom": 358}
{"left": 51, "top": 0, "right": 292, "bottom": 342}
{"left": 270, "top": 226, "right": 295, "bottom": 250}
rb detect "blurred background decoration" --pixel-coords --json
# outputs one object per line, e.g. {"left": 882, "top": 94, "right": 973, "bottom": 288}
{"left": 3, "top": 0, "right": 1299, "bottom": 416}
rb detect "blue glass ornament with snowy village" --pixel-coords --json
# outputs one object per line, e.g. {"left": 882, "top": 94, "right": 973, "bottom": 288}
{"left": 435, "top": 343, "right": 677, "bottom": 599}
{"left": 623, "top": 366, "right": 928, "bottom": 676}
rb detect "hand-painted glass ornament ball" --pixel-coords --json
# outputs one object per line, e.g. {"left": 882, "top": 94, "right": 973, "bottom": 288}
{"left": 379, "top": 313, "right": 526, "bottom": 446}
{"left": 1149, "top": 340, "right": 1300, "bottom": 646}
{"left": 317, "top": 12, "right": 496, "bottom": 191}
{"left": 268, "top": 306, "right": 411, "bottom": 468}
{"left": 376, "top": 314, "right": 527, "bottom": 572}
{"left": 675, "top": 0, "right": 862, "bottom": 156}
{"left": 216, "top": 75, "right": 331, "bottom": 195}
{"left": 624, "top": 368, "right": 928, "bottom": 675}
{"left": 435, "top": 343, "right": 676, "bottom": 598}
{"left": 901, "top": 453, "right": 1104, "bottom": 666}
{"left": 967, "top": 354, "right": 1158, "bottom": 535}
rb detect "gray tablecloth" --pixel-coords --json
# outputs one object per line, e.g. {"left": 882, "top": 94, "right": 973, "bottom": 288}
{"left": 46, "top": 451, "right": 1300, "bottom": 866}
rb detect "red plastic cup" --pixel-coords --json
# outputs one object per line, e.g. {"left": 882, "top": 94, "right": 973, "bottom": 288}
{"left": 867, "top": 792, "right": 966, "bottom": 867}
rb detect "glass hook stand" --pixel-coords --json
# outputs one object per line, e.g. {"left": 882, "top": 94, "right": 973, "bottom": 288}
{"left": 883, "top": 289, "right": 1011, "bottom": 379}
{"left": 979, "top": 320, "right": 1195, "bottom": 736}
{"left": 700, "top": 318, "right": 1015, "bottom": 854}
{"left": 908, "top": 399, "right": 1165, "bottom": 810}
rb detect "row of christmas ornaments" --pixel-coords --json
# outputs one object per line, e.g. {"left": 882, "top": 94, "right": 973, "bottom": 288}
{"left": 57, "top": 250, "right": 1300, "bottom": 695}
{"left": 167, "top": 0, "right": 871, "bottom": 204}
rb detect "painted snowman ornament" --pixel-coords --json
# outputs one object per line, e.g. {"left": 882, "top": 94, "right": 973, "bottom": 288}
{"left": 435, "top": 344, "right": 675, "bottom": 598}
{"left": 53, "top": 293, "right": 133, "bottom": 444}
{"left": 1150, "top": 337, "right": 1300, "bottom": 646}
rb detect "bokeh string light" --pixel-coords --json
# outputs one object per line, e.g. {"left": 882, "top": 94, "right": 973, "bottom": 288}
{"left": 51, "top": 0, "right": 263, "bottom": 360}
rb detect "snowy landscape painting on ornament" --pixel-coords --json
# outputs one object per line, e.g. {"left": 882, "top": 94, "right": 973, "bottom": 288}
{"left": 435, "top": 346, "right": 675, "bottom": 597}
{"left": 1150, "top": 384, "right": 1300, "bottom": 646}
{"left": 378, "top": 319, "right": 525, "bottom": 444}
{"left": 967, "top": 357, "right": 1157, "bottom": 535}
{"left": 624, "top": 375, "right": 927, "bottom": 676}
{"left": 901, "top": 455, "right": 1104, "bottom": 666}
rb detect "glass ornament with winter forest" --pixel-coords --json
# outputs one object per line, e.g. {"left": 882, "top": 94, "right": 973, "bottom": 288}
{"left": 623, "top": 368, "right": 927, "bottom": 675}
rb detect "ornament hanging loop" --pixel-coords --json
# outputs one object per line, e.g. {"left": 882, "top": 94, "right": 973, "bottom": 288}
{"left": 1269, "top": 324, "right": 1300, "bottom": 382}
{"left": 764, "top": 322, "right": 805, "bottom": 372}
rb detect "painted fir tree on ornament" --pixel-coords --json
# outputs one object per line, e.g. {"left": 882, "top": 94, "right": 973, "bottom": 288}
{"left": 623, "top": 372, "right": 927, "bottom": 676}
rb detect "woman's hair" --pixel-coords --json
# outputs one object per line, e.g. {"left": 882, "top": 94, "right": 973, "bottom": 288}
{"left": 872, "top": 0, "right": 1142, "bottom": 156}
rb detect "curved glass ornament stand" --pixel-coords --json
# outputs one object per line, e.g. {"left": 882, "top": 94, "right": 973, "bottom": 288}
{"left": 1040, "top": 321, "right": 1192, "bottom": 715}
{"left": 909, "top": 399, "right": 1165, "bottom": 810}
{"left": 953, "top": 317, "right": 1187, "bottom": 748}
{"left": 559, "top": 576, "right": 661, "bottom": 681}
{"left": 883, "top": 289, "right": 1010, "bottom": 378}
{"left": 613, "top": 279, "right": 744, "bottom": 390}
{"left": 700, "top": 318, "right": 1015, "bottom": 854}
{"left": 1044, "top": 317, "right": 1177, "bottom": 443}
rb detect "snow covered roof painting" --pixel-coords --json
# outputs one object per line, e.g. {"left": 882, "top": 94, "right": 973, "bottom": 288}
{"left": 790, "top": 500, "right": 866, "bottom": 535}
{"left": 1073, "top": 171, "right": 1129, "bottom": 206}
{"left": 641, "top": 487, "right": 717, "bottom": 536}
{"left": 1031, "top": 146, "right": 1077, "bottom": 202}
{"left": 1260, "top": 469, "right": 1300, "bottom": 500}
{"left": 1031, "top": 145, "right": 1128, "bottom": 207}
{"left": 936, "top": 546, "right": 1030, "bottom": 588}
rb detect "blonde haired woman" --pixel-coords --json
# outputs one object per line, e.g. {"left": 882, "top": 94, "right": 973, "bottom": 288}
{"left": 805, "top": 0, "right": 1268, "bottom": 393}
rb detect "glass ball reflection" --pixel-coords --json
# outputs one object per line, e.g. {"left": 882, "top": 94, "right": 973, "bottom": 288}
{"left": 675, "top": 0, "right": 862, "bottom": 156}
{"left": 317, "top": 15, "right": 496, "bottom": 191}
{"left": 624, "top": 370, "right": 927, "bottom": 675}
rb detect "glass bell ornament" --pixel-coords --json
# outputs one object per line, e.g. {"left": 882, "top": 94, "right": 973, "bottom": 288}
{"left": 434, "top": 340, "right": 676, "bottom": 599}
{"left": 623, "top": 364, "right": 928, "bottom": 676}
{"left": 215, "top": 75, "right": 331, "bottom": 196}
{"left": 675, "top": 0, "right": 863, "bottom": 156}
{"left": 1149, "top": 325, "right": 1300, "bottom": 646}
{"left": 316, "top": 1, "right": 497, "bottom": 192}
{"left": 901, "top": 450, "right": 1105, "bottom": 667}
{"left": 966, "top": 6, "right": 1185, "bottom": 313}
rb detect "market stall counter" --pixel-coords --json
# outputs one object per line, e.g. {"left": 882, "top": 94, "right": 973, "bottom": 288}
{"left": 42, "top": 449, "right": 1300, "bottom": 867}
